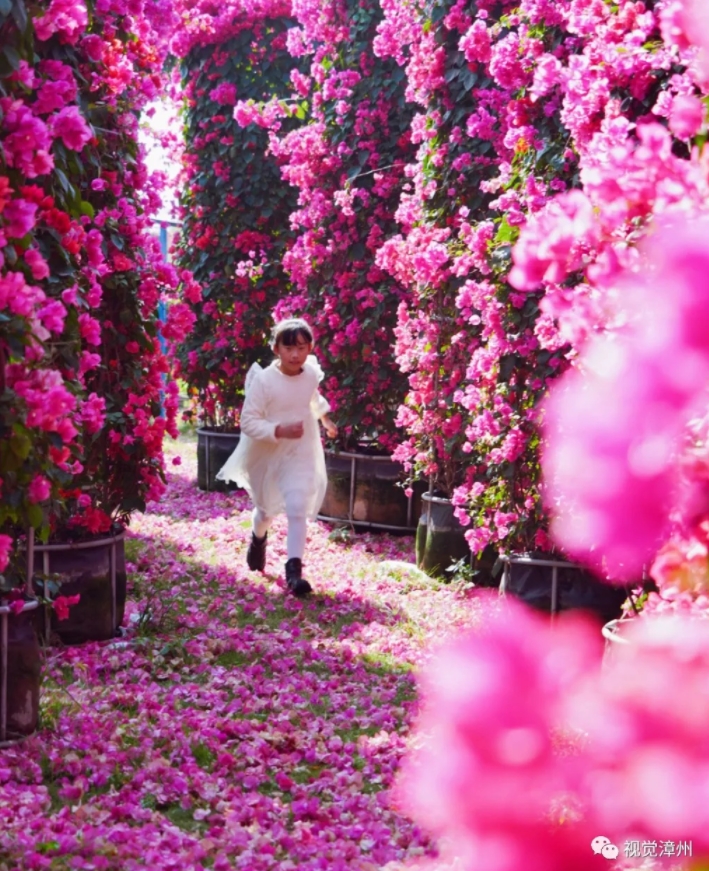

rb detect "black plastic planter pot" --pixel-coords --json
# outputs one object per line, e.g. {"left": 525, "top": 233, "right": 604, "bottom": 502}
{"left": 34, "top": 531, "right": 127, "bottom": 644}
{"left": 1, "top": 600, "right": 41, "bottom": 746}
{"left": 197, "top": 427, "right": 242, "bottom": 492}
{"left": 500, "top": 553, "right": 629, "bottom": 624}
{"left": 318, "top": 448, "right": 421, "bottom": 533}
{"left": 416, "top": 493, "right": 470, "bottom": 576}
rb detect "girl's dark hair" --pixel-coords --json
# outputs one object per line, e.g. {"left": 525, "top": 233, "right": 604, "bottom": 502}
{"left": 271, "top": 317, "right": 314, "bottom": 347}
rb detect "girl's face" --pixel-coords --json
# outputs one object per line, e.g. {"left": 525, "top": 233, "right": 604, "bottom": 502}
{"left": 274, "top": 336, "right": 313, "bottom": 376}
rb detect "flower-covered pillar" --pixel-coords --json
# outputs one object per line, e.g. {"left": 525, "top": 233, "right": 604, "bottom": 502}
{"left": 244, "top": 0, "right": 417, "bottom": 451}
{"left": 377, "top": 0, "right": 689, "bottom": 561}
{"left": 173, "top": 0, "right": 304, "bottom": 430}
{"left": 1, "top": 0, "right": 180, "bottom": 568}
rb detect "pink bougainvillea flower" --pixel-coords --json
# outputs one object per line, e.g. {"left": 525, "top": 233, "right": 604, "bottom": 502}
{"left": 2, "top": 198, "right": 38, "bottom": 239}
{"left": 543, "top": 215, "right": 709, "bottom": 579}
{"left": 49, "top": 105, "right": 93, "bottom": 151}
{"left": 34, "top": 0, "right": 88, "bottom": 44}
{"left": 0, "top": 176, "right": 12, "bottom": 213}
{"left": 0, "top": 534, "right": 13, "bottom": 573}
{"left": 24, "top": 247, "right": 50, "bottom": 280}
{"left": 28, "top": 475, "right": 51, "bottom": 504}
{"left": 399, "top": 598, "right": 603, "bottom": 871}
{"left": 2, "top": 104, "right": 54, "bottom": 177}
{"left": 669, "top": 93, "right": 705, "bottom": 139}
{"left": 78, "top": 312, "right": 101, "bottom": 346}
{"left": 209, "top": 82, "right": 237, "bottom": 105}
{"left": 52, "top": 594, "right": 80, "bottom": 621}
{"left": 34, "top": 77, "right": 77, "bottom": 114}
{"left": 570, "top": 617, "right": 709, "bottom": 849}
{"left": 37, "top": 299, "right": 67, "bottom": 334}
{"left": 80, "top": 392, "right": 106, "bottom": 434}
{"left": 0, "top": 270, "right": 45, "bottom": 317}
{"left": 509, "top": 190, "right": 596, "bottom": 291}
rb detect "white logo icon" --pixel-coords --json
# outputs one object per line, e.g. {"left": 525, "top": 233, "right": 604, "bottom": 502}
{"left": 591, "top": 837, "right": 619, "bottom": 860}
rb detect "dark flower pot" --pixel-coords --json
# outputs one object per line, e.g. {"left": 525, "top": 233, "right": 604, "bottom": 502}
{"left": 197, "top": 427, "right": 242, "bottom": 492}
{"left": 34, "top": 531, "right": 127, "bottom": 645}
{"left": 501, "top": 552, "right": 629, "bottom": 624}
{"left": 318, "top": 448, "right": 422, "bottom": 532}
{"left": 415, "top": 493, "right": 470, "bottom": 577}
{"left": 1, "top": 600, "right": 41, "bottom": 745}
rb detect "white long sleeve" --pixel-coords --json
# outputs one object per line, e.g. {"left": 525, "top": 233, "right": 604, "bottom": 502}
{"left": 311, "top": 391, "right": 330, "bottom": 419}
{"left": 239, "top": 373, "right": 278, "bottom": 442}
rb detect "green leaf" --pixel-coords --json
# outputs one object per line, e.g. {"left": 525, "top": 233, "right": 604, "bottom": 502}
{"left": 1, "top": 44, "right": 20, "bottom": 71}
{"left": 26, "top": 503, "right": 44, "bottom": 529}
{"left": 121, "top": 495, "right": 146, "bottom": 513}
{"left": 11, "top": 0, "right": 27, "bottom": 30}
{"left": 53, "top": 167, "right": 72, "bottom": 194}
{"left": 79, "top": 200, "right": 95, "bottom": 219}
{"left": 495, "top": 217, "right": 517, "bottom": 244}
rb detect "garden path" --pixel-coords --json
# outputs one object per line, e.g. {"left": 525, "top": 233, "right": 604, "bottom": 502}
{"left": 0, "top": 432, "right": 484, "bottom": 871}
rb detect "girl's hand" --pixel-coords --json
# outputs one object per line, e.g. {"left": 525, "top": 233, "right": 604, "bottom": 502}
{"left": 276, "top": 421, "right": 304, "bottom": 439}
{"left": 322, "top": 417, "right": 338, "bottom": 439}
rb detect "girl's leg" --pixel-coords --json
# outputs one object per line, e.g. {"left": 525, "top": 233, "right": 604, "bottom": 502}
{"left": 247, "top": 506, "right": 272, "bottom": 572}
{"left": 283, "top": 492, "right": 308, "bottom": 560}
{"left": 252, "top": 507, "right": 272, "bottom": 539}
{"left": 283, "top": 492, "right": 311, "bottom": 597}
{"left": 286, "top": 516, "right": 308, "bottom": 560}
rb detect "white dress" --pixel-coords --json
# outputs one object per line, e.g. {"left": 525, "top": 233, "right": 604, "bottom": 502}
{"left": 216, "top": 356, "right": 330, "bottom": 518}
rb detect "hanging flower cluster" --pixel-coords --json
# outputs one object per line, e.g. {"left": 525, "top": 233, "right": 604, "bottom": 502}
{"left": 0, "top": 0, "right": 179, "bottom": 575}
{"left": 171, "top": 0, "right": 303, "bottom": 430}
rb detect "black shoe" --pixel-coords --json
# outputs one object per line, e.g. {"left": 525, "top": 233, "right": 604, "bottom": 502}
{"left": 285, "top": 557, "right": 312, "bottom": 597}
{"left": 247, "top": 532, "right": 267, "bottom": 571}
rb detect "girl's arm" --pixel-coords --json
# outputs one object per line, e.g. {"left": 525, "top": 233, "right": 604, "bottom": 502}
{"left": 240, "top": 375, "right": 279, "bottom": 442}
{"left": 320, "top": 414, "right": 338, "bottom": 439}
{"left": 310, "top": 390, "right": 337, "bottom": 438}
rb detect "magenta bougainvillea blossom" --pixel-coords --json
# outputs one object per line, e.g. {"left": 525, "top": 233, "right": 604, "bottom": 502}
{"left": 543, "top": 216, "right": 709, "bottom": 580}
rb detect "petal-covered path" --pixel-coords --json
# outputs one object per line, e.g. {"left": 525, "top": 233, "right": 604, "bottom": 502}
{"left": 0, "top": 434, "right": 484, "bottom": 871}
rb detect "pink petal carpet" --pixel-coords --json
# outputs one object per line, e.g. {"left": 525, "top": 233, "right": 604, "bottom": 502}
{"left": 0, "top": 433, "right": 484, "bottom": 871}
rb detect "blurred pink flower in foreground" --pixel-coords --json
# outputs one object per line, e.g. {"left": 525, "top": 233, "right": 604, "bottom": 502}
{"left": 542, "top": 215, "right": 709, "bottom": 580}
{"left": 571, "top": 616, "right": 709, "bottom": 850}
{"left": 401, "top": 600, "right": 709, "bottom": 870}
{"left": 398, "top": 599, "right": 603, "bottom": 871}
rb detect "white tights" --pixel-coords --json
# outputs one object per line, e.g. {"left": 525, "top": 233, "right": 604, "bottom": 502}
{"left": 252, "top": 500, "right": 308, "bottom": 561}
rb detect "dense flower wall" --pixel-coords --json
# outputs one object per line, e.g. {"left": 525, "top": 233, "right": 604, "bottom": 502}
{"left": 397, "top": 1, "right": 709, "bottom": 859}
{"left": 172, "top": 0, "right": 304, "bottom": 430}
{"left": 236, "top": 0, "right": 417, "bottom": 451}
{"left": 0, "top": 0, "right": 179, "bottom": 577}
{"left": 519, "top": 0, "right": 709, "bottom": 584}
{"left": 375, "top": 0, "right": 700, "bottom": 561}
